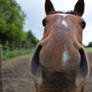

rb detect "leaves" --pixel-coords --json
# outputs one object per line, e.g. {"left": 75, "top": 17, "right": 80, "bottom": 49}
{"left": 0, "top": 0, "right": 26, "bottom": 43}
{"left": 25, "top": 30, "right": 39, "bottom": 47}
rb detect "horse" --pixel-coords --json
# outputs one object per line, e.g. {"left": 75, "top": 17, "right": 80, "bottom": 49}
{"left": 30, "top": 0, "right": 90, "bottom": 92}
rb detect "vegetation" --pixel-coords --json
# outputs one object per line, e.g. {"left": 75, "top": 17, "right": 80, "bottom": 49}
{"left": 24, "top": 30, "right": 39, "bottom": 47}
{"left": 84, "top": 42, "right": 92, "bottom": 52}
{"left": 0, "top": 0, "right": 39, "bottom": 48}
{"left": 85, "top": 47, "right": 92, "bottom": 52}
{"left": 87, "top": 42, "right": 92, "bottom": 47}
{"left": 3, "top": 49, "right": 34, "bottom": 61}
{"left": 0, "top": 0, "right": 26, "bottom": 43}
{"left": 0, "top": 0, "right": 39, "bottom": 61}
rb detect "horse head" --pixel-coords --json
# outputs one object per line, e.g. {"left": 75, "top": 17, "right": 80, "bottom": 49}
{"left": 30, "top": 0, "right": 89, "bottom": 92}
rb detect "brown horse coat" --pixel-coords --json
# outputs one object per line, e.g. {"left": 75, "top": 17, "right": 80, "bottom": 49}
{"left": 30, "top": 0, "right": 90, "bottom": 92}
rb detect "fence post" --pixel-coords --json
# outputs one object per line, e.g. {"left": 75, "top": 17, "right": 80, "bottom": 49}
{"left": 0, "top": 45, "right": 3, "bottom": 92}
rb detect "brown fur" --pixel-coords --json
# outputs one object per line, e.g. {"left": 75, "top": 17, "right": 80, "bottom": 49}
{"left": 30, "top": 0, "right": 89, "bottom": 92}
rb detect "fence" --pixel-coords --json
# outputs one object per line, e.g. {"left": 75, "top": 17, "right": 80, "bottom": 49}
{"left": 1, "top": 41, "right": 35, "bottom": 50}
{"left": 0, "top": 45, "right": 3, "bottom": 92}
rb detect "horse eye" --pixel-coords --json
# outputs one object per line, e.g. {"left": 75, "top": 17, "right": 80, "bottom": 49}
{"left": 80, "top": 21, "right": 86, "bottom": 29}
{"left": 42, "top": 19, "right": 47, "bottom": 26}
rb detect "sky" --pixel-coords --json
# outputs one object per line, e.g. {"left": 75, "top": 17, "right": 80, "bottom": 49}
{"left": 15, "top": 0, "right": 92, "bottom": 46}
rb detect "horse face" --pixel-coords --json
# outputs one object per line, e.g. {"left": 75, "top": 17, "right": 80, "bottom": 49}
{"left": 30, "top": 0, "right": 89, "bottom": 91}
{"left": 42, "top": 13, "right": 86, "bottom": 44}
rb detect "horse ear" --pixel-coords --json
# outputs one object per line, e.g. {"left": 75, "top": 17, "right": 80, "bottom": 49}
{"left": 74, "top": 0, "right": 85, "bottom": 16}
{"left": 30, "top": 44, "right": 42, "bottom": 79}
{"left": 77, "top": 48, "right": 89, "bottom": 79}
{"left": 45, "top": 0, "right": 55, "bottom": 15}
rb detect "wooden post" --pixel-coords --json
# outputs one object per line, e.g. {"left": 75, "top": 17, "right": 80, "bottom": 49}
{"left": 0, "top": 45, "right": 3, "bottom": 92}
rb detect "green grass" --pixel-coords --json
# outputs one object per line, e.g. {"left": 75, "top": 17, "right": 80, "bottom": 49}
{"left": 85, "top": 47, "right": 92, "bottom": 52}
{"left": 3, "top": 49, "right": 34, "bottom": 61}
{"left": 3, "top": 47, "right": 92, "bottom": 61}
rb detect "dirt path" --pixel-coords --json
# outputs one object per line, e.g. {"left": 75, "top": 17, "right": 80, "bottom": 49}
{"left": 2, "top": 54, "right": 36, "bottom": 92}
{"left": 2, "top": 53, "right": 92, "bottom": 92}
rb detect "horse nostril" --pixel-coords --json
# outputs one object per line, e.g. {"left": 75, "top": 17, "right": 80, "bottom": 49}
{"left": 78, "top": 48, "right": 89, "bottom": 78}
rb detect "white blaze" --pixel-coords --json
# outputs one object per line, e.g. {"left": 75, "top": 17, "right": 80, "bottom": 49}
{"left": 56, "top": 13, "right": 69, "bottom": 27}
{"left": 62, "top": 20, "right": 68, "bottom": 27}
{"left": 57, "top": 13, "right": 68, "bottom": 18}
{"left": 62, "top": 49, "right": 70, "bottom": 64}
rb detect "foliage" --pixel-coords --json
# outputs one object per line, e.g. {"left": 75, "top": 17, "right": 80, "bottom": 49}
{"left": 0, "top": 0, "right": 26, "bottom": 43}
{"left": 87, "top": 42, "right": 92, "bottom": 47}
{"left": 85, "top": 47, "right": 92, "bottom": 52}
{"left": 24, "top": 30, "right": 39, "bottom": 47}
{"left": 3, "top": 49, "right": 34, "bottom": 61}
{"left": 0, "top": 0, "right": 39, "bottom": 48}
{"left": 3, "top": 41, "right": 9, "bottom": 50}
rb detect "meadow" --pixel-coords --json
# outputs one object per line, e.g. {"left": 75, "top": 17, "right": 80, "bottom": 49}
{"left": 3, "top": 49, "right": 34, "bottom": 61}
{"left": 85, "top": 47, "right": 92, "bottom": 52}
{"left": 2, "top": 47, "right": 92, "bottom": 61}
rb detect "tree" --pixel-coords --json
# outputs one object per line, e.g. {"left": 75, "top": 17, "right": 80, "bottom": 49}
{"left": 25, "top": 30, "right": 39, "bottom": 47}
{"left": 0, "top": 0, "right": 26, "bottom": 43}
{"left": 87, "top": 42, "right": 92, "bottom": 47}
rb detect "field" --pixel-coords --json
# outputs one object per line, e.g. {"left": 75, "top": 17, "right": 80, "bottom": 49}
{"left": 85, "top": 48, "right": 92, "bottom": 52}
{"left": 3, "top": 49, "right": 34, "bottom": 61}
{"left": 2, "top": 48, "right": 92, "bottom": 92}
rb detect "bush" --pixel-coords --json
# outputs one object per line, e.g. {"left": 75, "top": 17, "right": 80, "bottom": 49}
{"left": 24, "top": 30, "right": 39, "bottom": 47}
{"left": 87, "top": 42, "right": 92, "bottom": 47}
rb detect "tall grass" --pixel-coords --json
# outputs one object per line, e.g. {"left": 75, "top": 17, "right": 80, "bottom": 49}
{"left": 3, "top": 49, "right": 34, "bottom": 61}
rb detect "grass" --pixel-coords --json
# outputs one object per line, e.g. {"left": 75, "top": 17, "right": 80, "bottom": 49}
{"left": 2, "top": 47, "right": 92, "bottom": 61}
{"left": 3, "top": 49, "right": 34, "bottom": 61}
{"left": 85, "top": 47, "right": 92, "bottom": 52}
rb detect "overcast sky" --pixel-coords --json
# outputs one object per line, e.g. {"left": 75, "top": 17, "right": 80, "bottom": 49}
{"left": 16, "top": 0, "right": 92, "bottom": 45}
